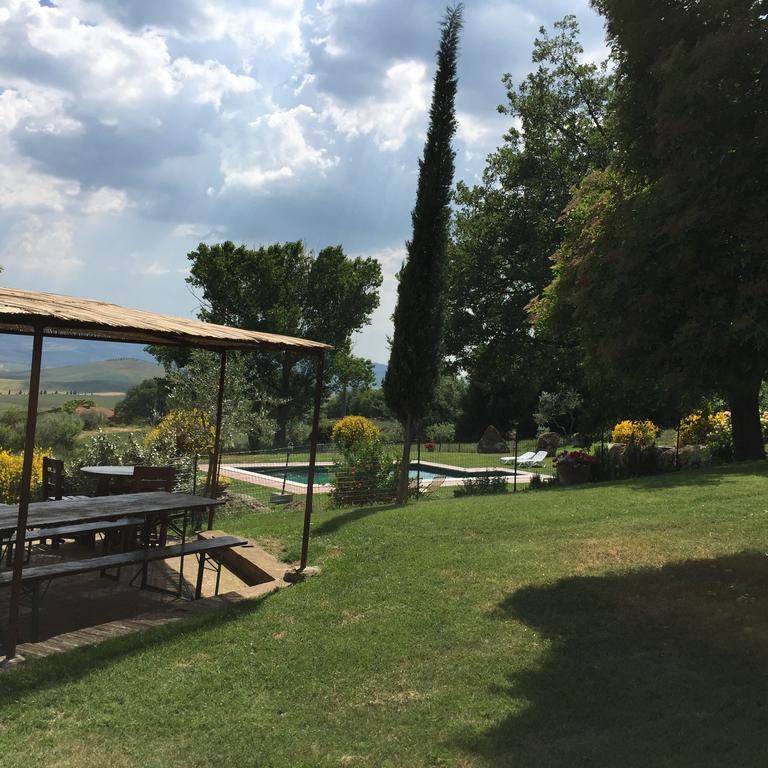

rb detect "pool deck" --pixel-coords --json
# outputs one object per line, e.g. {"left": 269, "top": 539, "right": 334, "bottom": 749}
{"left": 219, "top": 461, "right": 549, "bottom": 493}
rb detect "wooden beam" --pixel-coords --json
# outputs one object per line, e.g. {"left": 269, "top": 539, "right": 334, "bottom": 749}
{"left": 300, "top": 351, "right": 325, "bottom": 570}
{"left": 5, "top": 327, "right": 43, "bottom": 661}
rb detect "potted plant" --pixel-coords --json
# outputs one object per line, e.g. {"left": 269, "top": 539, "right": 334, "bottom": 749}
{"left": 555, "top": 450, "right": 595, "bottom": 485}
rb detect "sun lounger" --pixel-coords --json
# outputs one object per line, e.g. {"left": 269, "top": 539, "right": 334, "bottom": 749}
{"left": 517, "top": 450, "right": 548, "bottom": 467}
{"left": 501, "top": 452, "right": 534, "bottom": 465}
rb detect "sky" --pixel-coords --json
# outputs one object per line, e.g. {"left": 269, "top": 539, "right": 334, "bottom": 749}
{"left": 0, "top": 0, "right": 606, "bottom": 364}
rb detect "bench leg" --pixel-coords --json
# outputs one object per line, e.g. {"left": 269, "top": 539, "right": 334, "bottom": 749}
{"left": 195, "top": 553, "right": 205, "bottom": 599}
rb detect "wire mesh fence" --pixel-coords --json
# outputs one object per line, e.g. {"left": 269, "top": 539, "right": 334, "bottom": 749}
{"left": 210, "top": 437, "right": 554, "bottom": 513}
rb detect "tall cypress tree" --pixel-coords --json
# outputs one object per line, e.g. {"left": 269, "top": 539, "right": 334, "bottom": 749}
{"left": 383, "top": 4, "right": 463, "bottom": 503}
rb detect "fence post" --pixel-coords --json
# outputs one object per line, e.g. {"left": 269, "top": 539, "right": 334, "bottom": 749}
{"left": 513, "top": 422, "right": 519, "bottom": 493}
{"left": 416, "top": 437, "right": 421, "bottom": 501}
{"left": 675, "top": 419, "right": 681, "bottom": 470}
{"left": 192, "top": 453, "right": 198, "bottom": 496}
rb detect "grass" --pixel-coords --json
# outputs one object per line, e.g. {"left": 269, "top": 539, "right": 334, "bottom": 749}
{"left": 0, "top": 392, "right": 124, "bottom": 414}
{"left": 0, "top": 359, "right": 163, "bottom": 395}
{"left": 1, "top": 463, "right": 768, "bottom": 766}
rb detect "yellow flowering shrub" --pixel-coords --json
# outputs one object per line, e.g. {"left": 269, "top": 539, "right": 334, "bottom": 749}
{"left": 145, "top": 408, "right": 215, "bottom": 457}
{"left": 679, "top": 410, "right": 732, "bottom": 460}
{"left": 761, "top": 411, "right": 768, "bottom": 442}
{"left": 679, "top": 411, "right": 710, "bottom": 446}
{"left": 331, "top": 415, "right": 381, "bottom": 452}
{"left": 610, "top": 419, "right": 660, "bottom": 447}
{"left": 0, "top": 449, "right": 45, "bottom": 504}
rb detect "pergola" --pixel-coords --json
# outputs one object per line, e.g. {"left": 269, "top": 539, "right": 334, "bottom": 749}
{"left": 0, "top": 287, "right": 331, "bottom": 661}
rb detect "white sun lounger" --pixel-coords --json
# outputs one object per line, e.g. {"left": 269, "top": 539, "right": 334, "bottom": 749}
{"left": 517, "top": 450, "right": 549, "bottom": 467}
{"left": 500, "top": 451, "right": 535, "bottom": 465}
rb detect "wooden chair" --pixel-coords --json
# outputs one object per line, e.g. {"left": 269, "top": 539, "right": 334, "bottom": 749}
{"left": 131, "top": 466, "right": 177, "bottom": 546}
{"left": 130, "top": 466, "right": 176, "bottom": 493}
{"left": 42, "top": 456, "right": 64, "bottom": 501}
{"left": 40, "top": 457, "right": 89, "bottom": 550}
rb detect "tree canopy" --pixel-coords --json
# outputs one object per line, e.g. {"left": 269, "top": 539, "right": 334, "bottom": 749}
{"left": 445, "top": 16, "right": 613, "bottom": 433}
{"left": 535, "top": 0, "right": 768, "bottom": 459}
{"left": 185, "top": 240, "right": 382, "bottom": 445}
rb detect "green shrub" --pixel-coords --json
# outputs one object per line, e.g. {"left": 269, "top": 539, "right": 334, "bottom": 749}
{"left": 35, "top": 412, "right": 83, "bottom": 451}
{"left": 527, "top": 473, "right": 559, "bottom": 491}
{"left": 330, "top": 439, "right": 397, "bottom": 507}
{"left": 80, "top": 409, "right": 107, "bottom": 430}
{"left": 453, "top": 474, "right": 508, "bottom": 497}
{"left": 425, "top": 422, "right": 455, "bottom": 443}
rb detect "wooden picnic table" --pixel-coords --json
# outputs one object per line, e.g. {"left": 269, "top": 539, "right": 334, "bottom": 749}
{"left": 0, "top": 492, "right": 223, "bottom": 535}
{"left": 80, "top": 465, "right": 177, "bottom": 496}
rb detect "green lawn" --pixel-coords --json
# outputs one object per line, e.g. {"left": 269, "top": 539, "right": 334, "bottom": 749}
{"left": 2, "top": 463, "right": 768, "bottom": 767}
{"left": 0, "top": 392, "right": 124, "bottom": 414}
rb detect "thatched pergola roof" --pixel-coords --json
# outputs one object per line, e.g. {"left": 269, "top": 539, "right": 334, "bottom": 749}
{"left": 1, "top": 286, "right": 329, "bottom": 662}
{"left": 0, "top": 287, "right": 331, "bottom": 353}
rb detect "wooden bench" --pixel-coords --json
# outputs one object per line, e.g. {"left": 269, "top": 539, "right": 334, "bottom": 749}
{"left": 2, "top": 517, "right": 145, "bottom": 565}
{"left": 0, "top": 535, "right": 248, "bottom": 641}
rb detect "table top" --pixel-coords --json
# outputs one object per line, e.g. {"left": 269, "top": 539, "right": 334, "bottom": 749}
{"left": 0, "top": 491, "right": 223, "bottom": 533}
{"left": 81, "top": 465, "right": 140, "bottom": 477}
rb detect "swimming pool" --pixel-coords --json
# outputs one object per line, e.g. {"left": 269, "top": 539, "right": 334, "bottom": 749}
{"left": 234, "top": 463, "right": 513, "bottom": 487}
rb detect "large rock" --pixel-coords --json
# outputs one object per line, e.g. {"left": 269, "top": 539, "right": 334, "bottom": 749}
{"left": 679, "top": 444, "right": 711, "bottom": 469}
{"left": 656, "top": 446, "right": 677, "bottom": 472}
{"left": 477, "top": 425, "right": 508, "bottom": 454}
{"left": 536, "top": 431, "right": 561, "bottom": 456}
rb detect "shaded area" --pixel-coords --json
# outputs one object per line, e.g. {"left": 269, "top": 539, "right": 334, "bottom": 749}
{"left": 313, "top": 503, "right": 398, "bottom": 536}
{"left": 460, "top": 551, "right": 768, "bottom": 767}
{"left": 0, "top": 596, "right": 268, "bottom": 705}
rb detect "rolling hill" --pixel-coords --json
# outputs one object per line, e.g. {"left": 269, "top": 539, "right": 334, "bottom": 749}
{"left": 0, "top": 359, "right": 164, "bottom": 394}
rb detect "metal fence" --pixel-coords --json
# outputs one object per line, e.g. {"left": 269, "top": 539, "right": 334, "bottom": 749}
{"left": 209, "top": 437, "right": 554, "bottom": 513}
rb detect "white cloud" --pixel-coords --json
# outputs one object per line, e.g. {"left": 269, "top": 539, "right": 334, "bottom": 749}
{"left": 321, "top": 60, "right": 430, "bottom": 151}
{"left": 82, "top": 187, "right": 129, "bottom": 214}
{"left": 141, "top": 263, "right": 171, "bottom": 276}
{"left": 222, "top": 104, "right": 338, "bottom": 190}
{"left": 171, "top": 58, "right": 259, "bottom": 110}
{"left": 0, "top": 161, "right": 80, "bottom": 212}
{"left": 1, "top": 217, "right": 82, "bottom": 274}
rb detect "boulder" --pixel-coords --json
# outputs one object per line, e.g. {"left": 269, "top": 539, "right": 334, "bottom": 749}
{"left": 536, "top": 431, "right": 561, "bottom": 456}
{"left": 477, "top": 425, "right": 508, "bottom": 454}
{"left": 656, "top": 446, "right": 677, "bottom": 472}
{"left": 679, "top": 444, "right": 711, "bottom": 469}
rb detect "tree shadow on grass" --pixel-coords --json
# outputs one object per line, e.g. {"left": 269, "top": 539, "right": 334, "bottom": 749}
{"left": 607, "top": 460, "right": 767, "bottom": 493}
{"left": 313, "top": 503, "right": 398, "bottom": 537}
{"left": 0, "top": 593, "right": 271, "bottom": 704}
{"left": 458, "top": 551, "right": 768, "bottom": 767}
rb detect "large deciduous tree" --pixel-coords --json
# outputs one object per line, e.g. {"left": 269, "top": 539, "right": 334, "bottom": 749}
{"left": 446, "top": 16, "right": 613, "bottom": 433}
{"left": 383, "top": 4, "right": 463, "bottom": 503}
{"left": 186, "top": 241, "right": 382, "bottom": 446}
{"left": 535, "top": 0, "right": 768, "bottom": 460}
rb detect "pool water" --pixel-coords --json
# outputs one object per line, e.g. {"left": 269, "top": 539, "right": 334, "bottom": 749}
{"left": 236, "top": 464, "right": 510, "bottom": 486}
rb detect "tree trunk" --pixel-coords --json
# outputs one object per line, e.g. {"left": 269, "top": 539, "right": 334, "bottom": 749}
{"left": 728, "top": 376, "right": 765, "bottom": 462}
{"left": 396, "top": 414, "right": 413, "bottom": 505}
{"left": 273, "top": 354, "right": 293, "bottom": 447}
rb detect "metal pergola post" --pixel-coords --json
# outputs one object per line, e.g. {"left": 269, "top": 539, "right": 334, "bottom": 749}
{"left": 206, "top": 350, "right": 227, "bottom": 505}
{"left": 5, "top": 327, "right": 44, "bottom": 661}
{"left": 300, "top": 351, "right": 325, "bottom": 571}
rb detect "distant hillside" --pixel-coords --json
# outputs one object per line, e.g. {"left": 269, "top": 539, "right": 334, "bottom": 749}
{"left": 0, "top": 359, "right": 164, "bottom": 394}
{"left": 373, "top": 362, "right": 386, "bottom": 386}
{"left": 0, "top": 335, "right": 154, "bottom": 368}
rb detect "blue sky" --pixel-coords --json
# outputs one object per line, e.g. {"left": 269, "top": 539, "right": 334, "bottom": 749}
{"left": 0, "top": 0, "right": 606, "bottom": 363}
